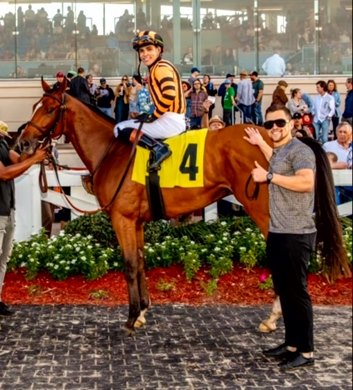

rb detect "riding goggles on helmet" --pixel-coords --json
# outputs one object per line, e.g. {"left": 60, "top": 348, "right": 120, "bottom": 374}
{"left": 132, "top": 32, "right": 164, "bottom": 51}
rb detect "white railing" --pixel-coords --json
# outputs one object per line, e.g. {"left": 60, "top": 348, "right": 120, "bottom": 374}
{"left": 15, "top": 166, "right": 99, "bottom": 241}
{"left": 14, "top": 166, "right": 352, "bottom": 241}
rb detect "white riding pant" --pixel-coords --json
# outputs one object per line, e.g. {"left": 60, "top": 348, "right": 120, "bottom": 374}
{"left": 0, "top": 209, "right": 15, "bottom": 298}
{"left": 114, "top": 112, "right": 186, "bottom": 139}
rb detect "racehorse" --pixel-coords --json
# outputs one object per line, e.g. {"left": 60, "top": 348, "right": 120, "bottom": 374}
{"left": 18, "top": 78, "right": 350, "bottom": 334}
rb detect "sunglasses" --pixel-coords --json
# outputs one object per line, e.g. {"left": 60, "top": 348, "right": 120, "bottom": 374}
{"left": 122, "top": 78, "right": 128, "bottom": 81}
{"left": 264, "top": 119, "right": 290, "bottom": 130}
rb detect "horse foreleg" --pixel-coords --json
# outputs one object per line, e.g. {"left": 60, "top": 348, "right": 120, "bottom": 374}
{"left": 113, "top": 217, "right": 141, "bottom": 335}
{"left": 134, "top": 224, "right": 150, "bottom": 328}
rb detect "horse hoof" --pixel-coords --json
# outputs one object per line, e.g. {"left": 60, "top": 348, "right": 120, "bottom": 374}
{"left": 258, "top": 321, "right": 277, "bottom": 333}
{"left": 121, "top": 324, "right": 136, "bottom": 337}
{"left": 134, "top": 308, "right": 148, "bottom": 328}
{"left": 134, "top": 319, "right": 145, "bottom": 328}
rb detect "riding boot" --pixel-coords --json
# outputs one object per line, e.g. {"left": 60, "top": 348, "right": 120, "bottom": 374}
{"left": 130, "top": 129, "right": 172, "bottom": 171}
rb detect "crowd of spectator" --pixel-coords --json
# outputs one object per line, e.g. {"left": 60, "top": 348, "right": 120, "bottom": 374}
{"left": 0, "top": 3, "right": 351, "bottom": 77}
{"left": 60, "top": 67, "right": 154, "bottom": 124}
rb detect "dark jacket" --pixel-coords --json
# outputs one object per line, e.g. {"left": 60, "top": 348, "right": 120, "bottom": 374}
{"left": 342, "top": 90, "right": 353, "bottom": 119}
{"left": 96, "top": 85, "right": 115, "bottom": 108}
{"left": 0, "top": 139, "right": 15, "bottom": 216}
{"left": 69, "top": 75, "right": 91, "bottom": 104}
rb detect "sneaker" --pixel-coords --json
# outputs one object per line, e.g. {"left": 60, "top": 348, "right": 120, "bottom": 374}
{"left": 0, "top": 302, "right": 14, "bottom": 316}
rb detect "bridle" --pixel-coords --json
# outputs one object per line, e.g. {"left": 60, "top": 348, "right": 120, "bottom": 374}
{"left": 22, "top": 90, "right": 143, "bottom": 214}
{"left": 24, "top": 92, "right": 67, "bottom": 147}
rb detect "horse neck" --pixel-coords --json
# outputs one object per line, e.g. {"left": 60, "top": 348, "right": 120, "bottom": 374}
{"left": 64, "top": 99, "right": 114, "bottom": 173}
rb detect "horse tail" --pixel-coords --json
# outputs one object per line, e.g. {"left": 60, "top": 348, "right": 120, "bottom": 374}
{"left": 299, "top": 137, "right": 351, "bottom": 282}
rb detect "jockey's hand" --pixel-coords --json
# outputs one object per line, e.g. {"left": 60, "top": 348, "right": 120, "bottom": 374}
{"left": 135, "top": 113, "right": 157, "bottom": 123}
{"left": 243, "top": 127, "right": 265, "bottom": 146}
{"left": 251, "top": 161, "right": 268, "bottom": 183}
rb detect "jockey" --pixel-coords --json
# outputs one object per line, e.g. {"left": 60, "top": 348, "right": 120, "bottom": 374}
{"left": 114, "top": 30, "right": 186, "bottom": 171}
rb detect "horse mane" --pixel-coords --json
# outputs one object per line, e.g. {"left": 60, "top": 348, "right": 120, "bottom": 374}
{"left": 299, "top": 136, "right": 351, "bottom": 282}
{"left": 63, "top": 88, "right": 117, "bottom": 125}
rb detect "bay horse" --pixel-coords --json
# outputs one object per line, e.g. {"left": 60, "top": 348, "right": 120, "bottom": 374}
{"left": 18, "top": 79, "right": 350, "bottom": 334}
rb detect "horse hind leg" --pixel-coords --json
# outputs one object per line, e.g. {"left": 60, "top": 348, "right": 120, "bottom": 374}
{"left": 134, "top": 231, "right": 151, "bottom": 329}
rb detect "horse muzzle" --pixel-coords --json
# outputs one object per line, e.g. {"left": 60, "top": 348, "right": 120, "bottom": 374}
{"left": 18, "top": 137, "right": 40, "bottom": 156}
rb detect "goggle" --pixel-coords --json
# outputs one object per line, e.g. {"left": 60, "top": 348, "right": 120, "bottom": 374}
{"left": 264, "top": 119, "right": 290, "bottom": 130}
{"left": 132, "top": 34, "right": 163, "bottom": 49}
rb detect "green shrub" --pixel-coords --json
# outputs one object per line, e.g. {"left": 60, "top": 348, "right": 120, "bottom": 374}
{"left": 64, "top": 212, "right": 118, "bottom": 248}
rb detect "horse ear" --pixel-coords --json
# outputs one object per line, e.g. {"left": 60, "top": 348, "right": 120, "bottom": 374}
{"left": 41, "top": 76, "right": 51, "bottom": 92}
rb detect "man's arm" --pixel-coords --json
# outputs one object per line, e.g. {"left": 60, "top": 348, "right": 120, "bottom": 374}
{"left": 330, "top": 161, "right": 349, "bottom": 169}
{"left": 257, "top": 88, "right": 264, "bottom": 102}
{"left": 0, "top": 148, "right": 48, "bottom": 181}
{"left": 252, "top": 161, "right": 314, "bottom": 192}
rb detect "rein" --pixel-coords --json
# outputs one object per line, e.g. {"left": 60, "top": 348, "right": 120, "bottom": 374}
{"left": 245, "top": 174, "right": 260, "bottom": 200}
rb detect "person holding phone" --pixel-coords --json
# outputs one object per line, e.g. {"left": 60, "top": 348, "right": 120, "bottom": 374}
{"left": 203, "top": 74, "right": 217, "bottom": 118}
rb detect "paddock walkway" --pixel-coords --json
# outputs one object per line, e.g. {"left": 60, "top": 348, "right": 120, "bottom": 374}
{"left": 0, "top": 305, "right": 351, "bottom": 389}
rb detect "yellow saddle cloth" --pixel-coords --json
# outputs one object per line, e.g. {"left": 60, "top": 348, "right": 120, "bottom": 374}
{"left": 132, "top": 129, "right": 208, "bottom": 188}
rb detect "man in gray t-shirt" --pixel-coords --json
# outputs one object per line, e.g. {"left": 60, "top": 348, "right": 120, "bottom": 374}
{"left": 244, "top": 104, "right": 316, "bottom": 370}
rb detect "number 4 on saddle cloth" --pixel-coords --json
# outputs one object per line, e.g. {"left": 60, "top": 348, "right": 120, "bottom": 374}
{"left": 132, "top": 129, "right": 208, "bottom": 188}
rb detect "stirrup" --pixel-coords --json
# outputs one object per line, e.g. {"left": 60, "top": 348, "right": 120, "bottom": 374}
{"left": 148, "top": 148, "right": 172, "bottom": 172}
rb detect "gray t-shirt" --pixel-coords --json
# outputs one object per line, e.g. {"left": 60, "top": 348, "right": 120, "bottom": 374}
{"left": 269, "top": 138, "right": 317, "bottom": 234}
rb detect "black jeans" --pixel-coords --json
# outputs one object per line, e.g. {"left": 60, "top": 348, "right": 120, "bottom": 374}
{"left": 267, "top": 232, "right": 316, "bottom": 353}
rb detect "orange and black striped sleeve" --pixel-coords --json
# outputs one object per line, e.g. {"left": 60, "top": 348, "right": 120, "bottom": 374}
{"left": 148, "top": 60, "right": 186, "bottom": 118}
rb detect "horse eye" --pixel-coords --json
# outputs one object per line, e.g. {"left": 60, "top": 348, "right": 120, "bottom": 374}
{"left": 47, "top": 108, "right": 55, "bottom": 114}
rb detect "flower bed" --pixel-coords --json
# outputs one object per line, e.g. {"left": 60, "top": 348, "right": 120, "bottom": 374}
{"left": 6, "top": 214, "right": 352, "bottom": 306}
{"left": 3, "top": 264, "right": 352, "bottom": 306}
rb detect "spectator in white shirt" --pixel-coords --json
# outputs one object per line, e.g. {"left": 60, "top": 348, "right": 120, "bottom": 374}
{"left": 312, "top": 80, "right": 335, "bottom": 144}
{"left": 236, "top": 70, "right": 255, "bottom": 123}
{"left": 323, "top": 121, "right": 352, "bottom": 204}
{"left": 261, "top": 50, "right": 286, "bottom": 77}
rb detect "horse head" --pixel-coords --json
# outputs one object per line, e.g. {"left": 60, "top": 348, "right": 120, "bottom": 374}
{"left": 18, "top": 78, "right": 67, "bottom": 155}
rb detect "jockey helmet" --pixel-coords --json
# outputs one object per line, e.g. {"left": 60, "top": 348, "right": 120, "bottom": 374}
{"left": 132, "top": 31, "right": 164, "bottom": 52}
